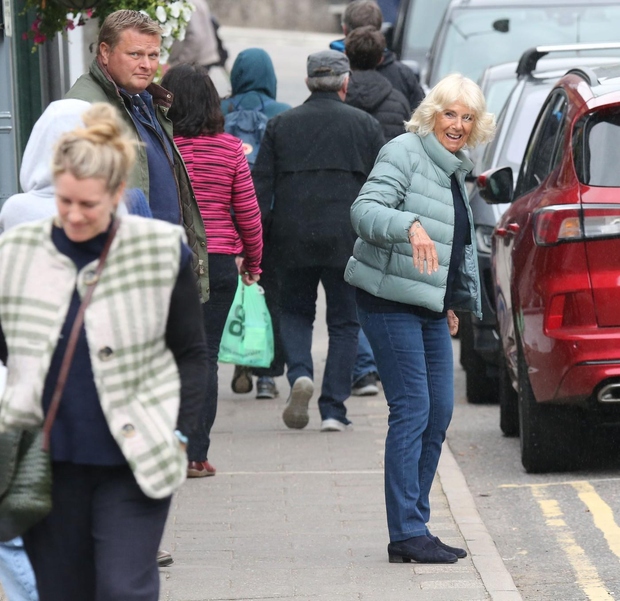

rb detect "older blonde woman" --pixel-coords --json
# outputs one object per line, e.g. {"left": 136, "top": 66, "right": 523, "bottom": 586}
{"left": 345, "top": 73, "right": 495, "bottom": 564}
{"left": 0, "top": 103, "right": 206, "bottom": 601}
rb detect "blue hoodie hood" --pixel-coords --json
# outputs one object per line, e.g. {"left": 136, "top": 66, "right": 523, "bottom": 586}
{"left": 230, "top": 48, "right": 278, "bottom": 99}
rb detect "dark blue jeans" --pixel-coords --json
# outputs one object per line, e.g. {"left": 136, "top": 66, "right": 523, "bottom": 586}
{"left": 358, "top": 307, "right": 454, "bottom": 541}
{"left": 352, "top": 328, "right": 378, "bottom": 383}
{"left": 188, "top": 254, "right": 238, "bottom": 462}
{"left": 278, "top": 266, "right": 358, "bottom": 425}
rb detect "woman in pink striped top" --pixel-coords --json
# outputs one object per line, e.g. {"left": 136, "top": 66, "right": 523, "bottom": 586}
{"left": 162, "top": 64, "right": 263, "bottom": 478}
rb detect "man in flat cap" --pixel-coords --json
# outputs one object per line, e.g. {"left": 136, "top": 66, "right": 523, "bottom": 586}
{"left": 252, "top": 50, "right": 385, "bottom": 432}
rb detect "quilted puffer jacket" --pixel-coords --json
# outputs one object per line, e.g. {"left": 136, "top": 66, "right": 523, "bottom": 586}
{"left": 344, "top": 131, "right": 481, "bottom": 317}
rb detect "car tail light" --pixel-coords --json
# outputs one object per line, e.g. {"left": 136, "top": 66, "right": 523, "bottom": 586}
{"left": 534, "top": 205, "right": 620, "bottom": 246}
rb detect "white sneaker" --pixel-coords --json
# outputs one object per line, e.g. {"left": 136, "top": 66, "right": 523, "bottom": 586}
{"left": 282, "top": 376, "right": 313, "bottom": 429}
{"left": 320, "top": 418, "right": 349, "bottom": 432}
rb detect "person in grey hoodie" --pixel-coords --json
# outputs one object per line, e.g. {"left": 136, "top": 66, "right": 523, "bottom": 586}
{"left": 221, "top": 48, "right": 291, "bottom": 402}
{"left": 0, "top": 100, "right": 91, "bottom": 234}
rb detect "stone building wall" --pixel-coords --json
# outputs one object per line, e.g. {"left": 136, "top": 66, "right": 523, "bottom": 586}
{"left": 208, "top": 0, "right": 345, "bottom": 33}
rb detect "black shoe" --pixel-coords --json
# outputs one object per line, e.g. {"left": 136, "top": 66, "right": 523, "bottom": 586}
{"left": 256, "top": 377, "right": 279, "bottom": 399}
{"left": 231, "top": 365, "right": 253, "bottom": 394}
{"left": 428, "top": 534, "right": 467, "bottom": 558}
{"left": 352, "top": 372, "right": 379, "bottom": 396}
{"left": 388, "top": 535, "right": 457, "bottom": 564}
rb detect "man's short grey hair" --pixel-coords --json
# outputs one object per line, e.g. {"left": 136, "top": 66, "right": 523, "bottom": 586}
{"left": 306, "top": 73, "right": 349, "bottom": 93}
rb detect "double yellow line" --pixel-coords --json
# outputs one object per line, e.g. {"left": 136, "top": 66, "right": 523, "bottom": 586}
{"left": 501, "top": 480, "right": 619, "bottom": 600}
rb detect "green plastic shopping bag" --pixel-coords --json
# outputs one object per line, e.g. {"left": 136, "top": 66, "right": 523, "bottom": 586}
{"left": 218, "top": 278, "right": 274, "bottom": 368}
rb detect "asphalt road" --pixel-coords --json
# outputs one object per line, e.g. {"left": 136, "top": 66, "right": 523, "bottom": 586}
{"left": 449, "top": 343, "right": 620, "bottom": 601}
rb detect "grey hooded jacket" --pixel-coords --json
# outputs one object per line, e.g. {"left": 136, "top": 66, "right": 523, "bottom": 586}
{"left": 344, "top": 131, "right": 482, "bottom": 317}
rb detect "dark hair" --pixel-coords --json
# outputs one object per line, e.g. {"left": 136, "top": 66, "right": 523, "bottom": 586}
{"left": 345, "top": 26, "right": 385, "bottom": 70}
{"left": 161, "top": 64, "right": 225, "bottom": 137}
{"left": 343, "top": 0, "right": 382, "bottom": 32}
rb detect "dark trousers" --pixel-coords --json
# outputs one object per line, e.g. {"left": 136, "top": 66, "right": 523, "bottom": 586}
{"left": 278, "top": 266, "right": 358, "bottom": 424}
{"left": 188, "top": 253, "right": 238, "bottom": 462}
{"left": 253, "top": 252, "right": 285, "bottom": 378}
{"left": 22, "top": 462, "right": 171, "bottom": 601}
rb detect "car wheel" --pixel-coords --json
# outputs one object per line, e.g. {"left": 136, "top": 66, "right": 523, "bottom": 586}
{"left": 499, "top": 351, "right": 519, "bottom": 437}
{"left": 460, "top": 317, "right": 498, "bottom": 404}
{"left": 517, "top": 344, "right": 582, "bottom": 473}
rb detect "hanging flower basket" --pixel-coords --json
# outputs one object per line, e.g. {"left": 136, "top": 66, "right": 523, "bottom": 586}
{"left": 22, "top": 0, "right": 194, "bottom": 64}
{"left": 52, "top": 0, "right": 101, "bottom": 12}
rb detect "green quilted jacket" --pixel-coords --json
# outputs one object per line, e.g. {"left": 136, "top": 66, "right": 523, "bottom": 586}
{"left": 344, "top": 131, "right": 482, "bottom": 317}
{"left": 65, "top": 59, "right": 210, "bottom": 302}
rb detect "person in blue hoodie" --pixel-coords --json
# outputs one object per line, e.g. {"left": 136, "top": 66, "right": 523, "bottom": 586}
{"left": 221, "top": 48, "right": 291, "bottom": 402}
{"left": 221, "top": 48, "right": 291, "bottom": 119}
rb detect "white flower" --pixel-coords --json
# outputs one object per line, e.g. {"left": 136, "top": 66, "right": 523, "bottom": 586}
{"left": 181, "top": 4, "right": 193, "bottom": 22}
{"left": 168, "top": 1, "right": 182, "bottom": 19}
{"left": 163, "top": 34, "right": 175, "bottom": 49}
{"left": 161, "top": 22, "right": 173, "bottom": 38}
{"left": 177, "top": 25, "right": 187, "bottom": 41}
{"left": 159, "top": 47, "right": 170, "bottom": 64}
{"left": 155, "top": 5, "right": 167, "bottom": 23}
{"left": 167, "top": 17, "right": 179, "bottom": 32}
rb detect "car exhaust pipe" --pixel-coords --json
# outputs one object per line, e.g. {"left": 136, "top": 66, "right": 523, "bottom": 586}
{"left": 597, "top": 382, "right": 620, "bottom": 403}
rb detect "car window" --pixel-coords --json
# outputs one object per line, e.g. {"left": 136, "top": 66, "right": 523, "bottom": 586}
{"left": 516, "top": 93, "right": 567, "bottom": 196}
{"left": 432, "top": 5, "right": 620, "bottom": 86}
{"left": 574, "top": 108, "right": 620, "bottom": 187}
{"left": 485, "top": 78, "right": 518, "bottom": 117}
{"left": 503, "top": 87, "right": 551, "bottom": 170}
{"left": 401, "top": 0, "right": 451, "bottom": 62}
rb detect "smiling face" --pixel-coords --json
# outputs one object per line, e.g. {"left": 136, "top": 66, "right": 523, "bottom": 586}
{"left": 99, "top": 29, "right": 161, "bottom": 94}
{"left": 433, "top": 101, "right": 475, "bottom": 153}
{"left": 55, "top": 172, "right": 122, "bottom": 242}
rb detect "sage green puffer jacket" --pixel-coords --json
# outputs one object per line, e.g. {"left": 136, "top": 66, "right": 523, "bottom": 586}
{"left": 344, "top": 131, "right": 482, "bottom": 318}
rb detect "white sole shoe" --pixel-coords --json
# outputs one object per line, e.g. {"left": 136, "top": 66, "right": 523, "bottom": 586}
{"left": 282, "top": 376, "right": 313, "bottom": 429}
{"left": 320, "top": 418, "right": 349, "bottom": 432}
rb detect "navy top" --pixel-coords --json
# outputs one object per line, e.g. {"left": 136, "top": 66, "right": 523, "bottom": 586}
{"left": 356, "top": 174, "right": 471, "bottom": 318}
{"left": 123, "top": 89, "right": 181, "bottom": 225}
{"left": 41, "top": 223, "right": 192, "bottom": 465}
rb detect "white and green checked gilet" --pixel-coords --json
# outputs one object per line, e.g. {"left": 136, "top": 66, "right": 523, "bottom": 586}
{"left": 0, "top": 215, "right": 188, "bottom": 499}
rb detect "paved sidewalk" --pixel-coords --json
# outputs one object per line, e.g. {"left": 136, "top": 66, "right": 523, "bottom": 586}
{"left": 159, "top": 295, "right": 522, "bottom": 601}
{"left": 0, "top": 301, "right": 521, "bottom": 601}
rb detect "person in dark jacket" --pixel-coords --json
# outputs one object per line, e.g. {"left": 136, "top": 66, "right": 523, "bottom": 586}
{"left": 253, "top": 50, "right": 385, "bottom": 432}
{"left": 330, "top": 0, "right": 424, "bottom": 112}
{"left": 221, "top": 48, "right": 291, "bottom": 401}
{"left": 345, "top": 26, "right": 410, "bottom": 141}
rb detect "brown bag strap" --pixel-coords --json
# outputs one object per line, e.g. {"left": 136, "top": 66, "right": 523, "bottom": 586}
{"left": 42, "top": 218, "right": 120, "bottom": 452}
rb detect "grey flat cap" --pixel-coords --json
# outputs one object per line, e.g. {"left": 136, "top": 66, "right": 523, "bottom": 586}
{"left": 307, "top": 50, "right": 350, "bottom": 78}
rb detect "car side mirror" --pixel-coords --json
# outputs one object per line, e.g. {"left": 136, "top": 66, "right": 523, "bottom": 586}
{"left": 477, "top": 166, "right": 514, "bottom": 204}
{"left": 493, "top": 19, "right": 510, "bottom": 33}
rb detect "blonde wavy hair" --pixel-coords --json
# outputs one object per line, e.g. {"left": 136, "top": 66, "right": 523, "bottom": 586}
{"left": 52, "top": 103, "right": 136, "bottom": 195}
{"left": 405, "top": 73, "right": 496, "bottom": 148}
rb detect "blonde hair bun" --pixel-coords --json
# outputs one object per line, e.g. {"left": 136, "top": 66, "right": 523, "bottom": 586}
{"left": 52, "top": 102, "right": 136, "bottom": 194}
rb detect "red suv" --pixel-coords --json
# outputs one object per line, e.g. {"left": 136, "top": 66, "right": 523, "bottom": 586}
{"left": 479, "top": 64, "right": 620, "bottom": 473}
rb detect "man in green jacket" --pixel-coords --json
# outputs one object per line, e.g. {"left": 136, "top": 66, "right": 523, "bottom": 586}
{"left": 65, "top": 9, "right": 209, "bottom": 302}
